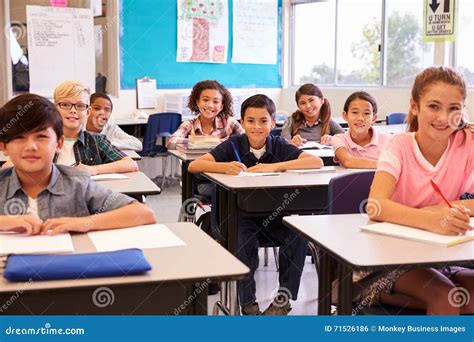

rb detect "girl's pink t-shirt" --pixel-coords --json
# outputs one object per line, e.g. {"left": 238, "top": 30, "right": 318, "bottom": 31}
{"left": 377, "top": 129, "right": 473, "bottom": 208}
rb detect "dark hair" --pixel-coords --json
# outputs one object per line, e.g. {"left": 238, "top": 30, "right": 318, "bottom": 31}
{"left": 240, "top": 94, "right": 276, "bottom": 119}
{"left": 343, "top": 91, "right": 378, "bottom": 114}
{"left": 408, "top": 66, "right": 467, "bottom": 132}
{"left": 90, "top": 92, "right": 113, "bottom": 110}
{"left": 188, "top": 80, "right": 233, "bottom": 118}
{"left": 0, "top": 94, "right": 63, "bottom": 144}
{"left": 291, "top": 83, "right": 332, "bottom": 136}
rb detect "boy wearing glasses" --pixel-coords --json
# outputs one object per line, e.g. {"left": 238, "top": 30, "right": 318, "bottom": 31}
{"left": 54, "top": 81, "right": 138, "bottom": 175}
{"left": 85, "top": 93, "right": 142, "bottom": 151}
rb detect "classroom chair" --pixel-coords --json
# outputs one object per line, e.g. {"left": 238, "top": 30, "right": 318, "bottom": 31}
{"left": 139, "top": 112, "right": 182, "bottom": 189}
{"left": 270, "top": 127, "right": 282, "bottom": 137}
{"left": 386, "top": 112, "right": 406, "bottom": 125}
{"left": 327, "top": 170, "right": 425, "bottom": 315}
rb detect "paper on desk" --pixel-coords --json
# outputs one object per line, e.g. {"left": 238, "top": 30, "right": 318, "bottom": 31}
{"left": 0, "top": 232, "right": 74, "bottom": 255}
{"left": 87, "top": 224, "right": 186, "bottom": 252}
{"left": 301, "top": 141, "right": 332, "bottom": 150}
{"left": 286, "top": 166, "right": 337, "bottom": 173}
{"left": 91, "top": 174, "right": 129, "bottom": 181}
{"left": 236, "top": 172, "right": 280, "bottom": 177}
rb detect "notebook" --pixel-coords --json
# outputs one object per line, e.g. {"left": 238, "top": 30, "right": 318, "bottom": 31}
{"left": 91, "top": 174, "right": 129, "bottom": 181}
{"left": 301, "top": 142, "right": 333, "bottom": 150}
{"left": 360, "top": 221, "right": 474, "bottom": 247}
{"left": 0, "top": 232, "right": 74, "bottom": 256}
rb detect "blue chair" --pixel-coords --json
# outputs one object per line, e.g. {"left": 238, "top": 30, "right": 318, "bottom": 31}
{"left": 139, "top": 112, "right": 182, "bottom": 189}
{"left": 386, "top": 112, "right": 406, "bottom": 125}
{"left": 326, "top": 171, "right": 424, "bottom": 315}
{"left": 270, "top": 127, "right": 282, "bottom": 136}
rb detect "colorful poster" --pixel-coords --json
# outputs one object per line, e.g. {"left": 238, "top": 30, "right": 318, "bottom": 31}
{"left": 177, "top": 0, "right": 228, "bottom": 63}
{"left": 232, "top": 0, "right": 278, "bottom": 65}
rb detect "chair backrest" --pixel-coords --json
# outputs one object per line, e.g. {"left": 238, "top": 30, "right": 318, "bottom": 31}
{"left": 386, "top": 112, "right": 406, "bottom": 125}
{"left": 141, "top": 112, "right": 182, "bottom": 156}
{"left": 328, "top": 171, "right": 375, "bottom": 214}
{"left": 270, "top": 127, "right": 282, "bottom": 136}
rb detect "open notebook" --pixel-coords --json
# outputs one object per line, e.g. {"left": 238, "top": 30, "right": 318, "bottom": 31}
{"left": 0, "top": 232, "right": 74, "bottom": 256}
{"left": 301, "top": 142, "right": 332, "bottom": 150}
{"left": 361, "top": 220, "right": 474, "bottom": 247}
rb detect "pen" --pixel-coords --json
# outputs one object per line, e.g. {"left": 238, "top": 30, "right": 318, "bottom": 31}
{"left": 430, "top": 179, "right": 453, "bottom": 208}
{"left": 70, "top": 162, "right": 79, "bottom": 167}
{"left": 230, "top": 141, "right": 242, "bottom": 163}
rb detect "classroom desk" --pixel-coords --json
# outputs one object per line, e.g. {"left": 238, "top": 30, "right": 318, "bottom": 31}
{"left": 98, "top": 171, "right": 161, "bottom": 197}
{"left": 122, "top": 149, "right": 142, "bottom": 160}
{"left": 202, "top": 166, "right": 363, "bottom": 314}
{"left": 169, "top": 150, "right": 207, "bottom": 203}
{"left": 373, "top": 123, "right": 407, "bottom": 134}
{"left": 303, "top": 148, "right": 335, "bottom": 165}
{"left": 114, "top": 117, "right": 148, "bottom": 137}
{"left": 283, "top": 214, "right": 474, "bottom": 315}
{"left": 0, "top": 223, "right": 249, "bottom": 315}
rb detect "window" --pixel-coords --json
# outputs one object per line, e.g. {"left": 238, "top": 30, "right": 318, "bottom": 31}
{"left": 455, "top": 0, "right": 474, "bottom": 85}
{"left": 291, "top": 0, "right": 438, "bottom": 86}
{"left": 385, "top": 0, "right": 434, "bottom": 85}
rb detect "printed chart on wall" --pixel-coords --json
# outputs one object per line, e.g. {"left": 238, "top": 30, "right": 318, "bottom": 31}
{"left": 423, "top": 0, "right": 456, "bottom": 42}
{"left": 27, "top": 5, "right": 95, "bottom": 97}
{"left": 177, "top": 0, "right": 228, "bottom": 63}
{"left": 232, "top": 0, "right": 278, "bottom": 64}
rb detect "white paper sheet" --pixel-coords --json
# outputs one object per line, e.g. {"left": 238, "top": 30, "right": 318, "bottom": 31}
{"left": 301, "top": 142, "right": 332, "bottom": 150}
{"left": 0, "top": 232, "right": 74, "bottom": 255}
{"left": 286, "top": 167, "right": 337, "bottom": 173}
{"left": 91, "top": 174, "right": 129, "bottom": 181}
{"left": 232, "top": 0, "right": 278, "bottom": 64}
{"left": 235, "top": 172, "right": 280, "bottom": 177}
{"left": 87, "top": 224, "right": 187, "bottom": 252}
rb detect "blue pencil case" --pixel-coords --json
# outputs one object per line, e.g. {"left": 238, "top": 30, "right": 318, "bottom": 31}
{"left": 3, "top": 248, "right": 152, "bottom": 282}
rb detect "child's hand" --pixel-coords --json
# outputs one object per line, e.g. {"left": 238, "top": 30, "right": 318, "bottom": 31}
{"left": 426, "top": 205, "right": 472, "bottom": 235}
{"left": 247, "top": 163, "right": 278, "bottom": 173}
{"left": 76, "top": 163, "right": 99, "bottom": 176}
{"left": 289, "top": 135, "right": 304, "bottom": 146}
{"left": 41, "top": 217, "right": 95, "bottom": 235}
{"left": 224, "top": 162, "right": 247, "bottom": 175}
{"left": 320, "top": 135, "right": 332, "bottom": 145}
{"left": 0, "top": 215, "right": 43, "bottom": 235}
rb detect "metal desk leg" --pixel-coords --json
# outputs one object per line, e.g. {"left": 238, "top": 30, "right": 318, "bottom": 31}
{"left": 337, "top": 262, "right": 353, "bottom": 315}
{"left": 317, "top": 251, "right": 332, "bottom": 315}
{"left": 229, "top": 280, "right": 239, "bottom": 315}
{"left": 181, "top": 161, "right": 193, "bottom": 203}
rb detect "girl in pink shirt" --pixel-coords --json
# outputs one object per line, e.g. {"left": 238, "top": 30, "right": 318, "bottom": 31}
{"left": 332, "top": 91, "right": 391, "bottom": 169}
{"left": 366, "top": 67, "right": 474, "bottom": 315}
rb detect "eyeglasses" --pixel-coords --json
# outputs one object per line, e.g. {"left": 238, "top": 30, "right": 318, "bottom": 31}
{"left": 57, "top": 102, "right": 89, "bottom": 111}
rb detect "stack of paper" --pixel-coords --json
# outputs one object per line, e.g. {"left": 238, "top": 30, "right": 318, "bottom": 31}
{"left": 188, "top": 135, "right": 221, "bottom": 149}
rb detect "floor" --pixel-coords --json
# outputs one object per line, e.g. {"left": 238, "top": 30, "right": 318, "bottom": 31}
{"left": 145, "top": 181, "right": 319, "bottom": 315}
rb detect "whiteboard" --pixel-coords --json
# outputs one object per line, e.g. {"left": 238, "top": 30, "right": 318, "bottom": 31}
{"left": 27, "top": 5, "right": 95, "bottom": 97}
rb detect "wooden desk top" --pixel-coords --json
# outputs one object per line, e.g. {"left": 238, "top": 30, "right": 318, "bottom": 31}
{"left": 98, "top": 172, "right": 161, "bottom": 196}
{"left": 203, "top": 166, "right": 365, "bottom": 190}
{"left": 283, "top": 214, "right": 474, "bottom": 269}
{"left": 0, "top": 223, "right": 249, "bottom": 293}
